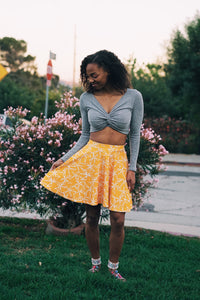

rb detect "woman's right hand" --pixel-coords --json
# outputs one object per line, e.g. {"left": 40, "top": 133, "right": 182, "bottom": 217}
{"left": 50, "top": 159, "right": 64, "bottom": 171}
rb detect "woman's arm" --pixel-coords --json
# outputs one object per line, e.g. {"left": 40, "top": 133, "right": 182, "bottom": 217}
{"left": 60, "top": 94, "right": 90, "bottom": 162}
{"left": 129, "top": 90, "right": 144, "bottom": 172}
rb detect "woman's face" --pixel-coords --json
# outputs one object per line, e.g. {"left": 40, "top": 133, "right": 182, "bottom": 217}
{"left": 86, "top": 63, "right": 109, "bottom": 91}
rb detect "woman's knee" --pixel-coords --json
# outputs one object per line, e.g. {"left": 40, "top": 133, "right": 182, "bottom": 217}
{"left": 110, "top": 212, "right": 125, "bottom": 231}
{"left": 86, "top": 215, "right": 99, "bottom": 227}
{"left": 86, "top": 204, "right": 100, "bottom": 228}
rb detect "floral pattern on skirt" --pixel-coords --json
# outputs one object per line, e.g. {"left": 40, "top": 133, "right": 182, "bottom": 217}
{"left": 40, "top": 140, "right": 132, "bottom": 212}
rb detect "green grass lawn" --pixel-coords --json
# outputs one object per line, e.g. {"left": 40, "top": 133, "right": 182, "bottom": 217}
{"left": 0, "top": 217, "right": 200, "bottom": 300}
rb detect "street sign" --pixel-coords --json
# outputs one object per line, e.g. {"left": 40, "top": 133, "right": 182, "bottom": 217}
{"left": 0, "top": 64, "right": 8, "bottom": 81}
{"left": 46, "top": 59, "right": 52, "bottom": 86}
{"left": 50, "top": 51, "right": 56, "bottom": 60}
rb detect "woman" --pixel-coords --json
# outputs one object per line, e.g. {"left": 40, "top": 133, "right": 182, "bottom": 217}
{"left": 41, "top": 50, "right": 143, "bottom": 281}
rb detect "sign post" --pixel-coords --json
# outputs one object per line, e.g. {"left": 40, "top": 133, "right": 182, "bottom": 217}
{"left": 44, "top": 59, "right": 52, "bottom": 122}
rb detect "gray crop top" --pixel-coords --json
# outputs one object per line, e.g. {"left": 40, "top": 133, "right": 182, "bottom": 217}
{"left": 61, "top": 88, "right": 144, "bottom": 171}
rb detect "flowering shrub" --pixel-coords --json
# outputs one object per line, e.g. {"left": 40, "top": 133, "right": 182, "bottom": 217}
{"left": 0, "top": 92, "right": 168, "bottom": 227}
{"left": 0, "top": 92, "right": 84, "bottom": 228}
{"left": 144, "top": 117, "right": 200, "bottom": 154}
{"left": 126, "top": 125, "right": 168, "bottom": 208}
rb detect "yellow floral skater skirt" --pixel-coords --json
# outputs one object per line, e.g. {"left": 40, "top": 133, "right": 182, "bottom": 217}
{"left": 40, "top": 140, "right": 132, "bottom": 212}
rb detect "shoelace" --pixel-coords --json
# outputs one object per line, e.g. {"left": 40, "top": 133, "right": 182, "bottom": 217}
{"left": 111, "top": 270, "right": 126, "bottom": 281}
{"left": 89, "top": 265, "right": 100, "bottom": 273}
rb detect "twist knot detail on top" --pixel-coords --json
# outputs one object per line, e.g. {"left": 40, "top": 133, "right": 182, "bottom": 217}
{"left": 61, "top": 88, "right": 144, "bottom": 171}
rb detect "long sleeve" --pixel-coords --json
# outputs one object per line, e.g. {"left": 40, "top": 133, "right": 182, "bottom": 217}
{"left": 60, "top": 94, "right": 90, "bottom": 162}
{"left": 129, "top": 91, "right": 144, "bottom": 171}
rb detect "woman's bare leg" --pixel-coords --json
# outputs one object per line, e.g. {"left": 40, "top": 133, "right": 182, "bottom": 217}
{"left": 109, "top": 211, "right": 125, "bottom": 263}
{"left": 85, "top": 204, "right": 101, "bottom": 259}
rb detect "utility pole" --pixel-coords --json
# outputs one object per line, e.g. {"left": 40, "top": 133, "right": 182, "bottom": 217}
{"left": 44, "top": 51, "right": 56, "bottom": 123}
{"left": 72, "top": 24, "right": 77, "bottom": 95}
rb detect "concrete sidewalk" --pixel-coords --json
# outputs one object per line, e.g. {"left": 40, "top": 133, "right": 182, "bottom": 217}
{"left": 125, "top": 154, "right": 200, "bottom": 238}
{"left": 1, "top": 153, "right": 200, "bottom": 238}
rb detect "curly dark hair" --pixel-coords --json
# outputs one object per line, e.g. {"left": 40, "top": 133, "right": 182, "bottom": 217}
{"left": 80, "top": 50, "right": 131, "bottom": 93}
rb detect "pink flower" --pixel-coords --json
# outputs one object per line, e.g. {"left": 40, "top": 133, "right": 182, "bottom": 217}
{"left": 4, "top": 166, "right": 8, "bottom": 175}
{"left": 55, "top": 139, "right": 61, "bottom": 147}
{"left": 46, "top": 158, "right": 52, "bottom": 162}
{"left": 158, "top": 144, "right": 169, "bottom": 155}
{"left": 31, "top": 116, "right": 38, "bottom": 124}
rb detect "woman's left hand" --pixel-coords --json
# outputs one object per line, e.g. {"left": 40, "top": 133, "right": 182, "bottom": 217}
{"left": 126, "top": 170, "right": 136, "bottom": 192}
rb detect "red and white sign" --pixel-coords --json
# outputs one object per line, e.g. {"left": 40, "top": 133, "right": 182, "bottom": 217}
{"left": 46, "top": 59, "right": 52, "bottom": 86}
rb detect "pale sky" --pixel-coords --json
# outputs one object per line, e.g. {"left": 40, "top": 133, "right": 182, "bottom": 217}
{"left": 1, "top": 0, "right": 199, "bottom": 83}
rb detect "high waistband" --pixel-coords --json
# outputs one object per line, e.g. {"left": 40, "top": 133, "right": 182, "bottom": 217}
{"left": 88, "top": 139, "right": 125, "bottom": 151}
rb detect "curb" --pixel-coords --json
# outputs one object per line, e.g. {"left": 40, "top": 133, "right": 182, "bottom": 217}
{"left": 124, "top": 221, "right": 200, "bottom": 239}
{"left": 163, "top": 161, "right": 200, "bottom": 167}
{"left": 101, "top": 219, "right": 200, "bottom": 239}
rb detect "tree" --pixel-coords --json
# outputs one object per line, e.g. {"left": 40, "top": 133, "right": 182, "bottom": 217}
{"left": 0, "top": 76, "right": 36, "bottom": 114}
{"left": 0, "top": 37, "right": 36, "bottom": 73}
{"left": 127, "top": 59, "right": 174, "bottom": 118}
{"left": 31, "top": 90, "right": 63, "bottom": 118}
{"left": 165, "top": 14, "right": 200, "bottom": 127}
{"left": 0, "top": 37, "right": 61, "bottom": 117}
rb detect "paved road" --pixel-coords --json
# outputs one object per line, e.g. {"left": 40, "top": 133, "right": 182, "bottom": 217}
{"left": 124, "top": 159, "right": 200, "bottom": 238}
{"left": 160, "top": 170, "right": 200, "bottom": 177}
